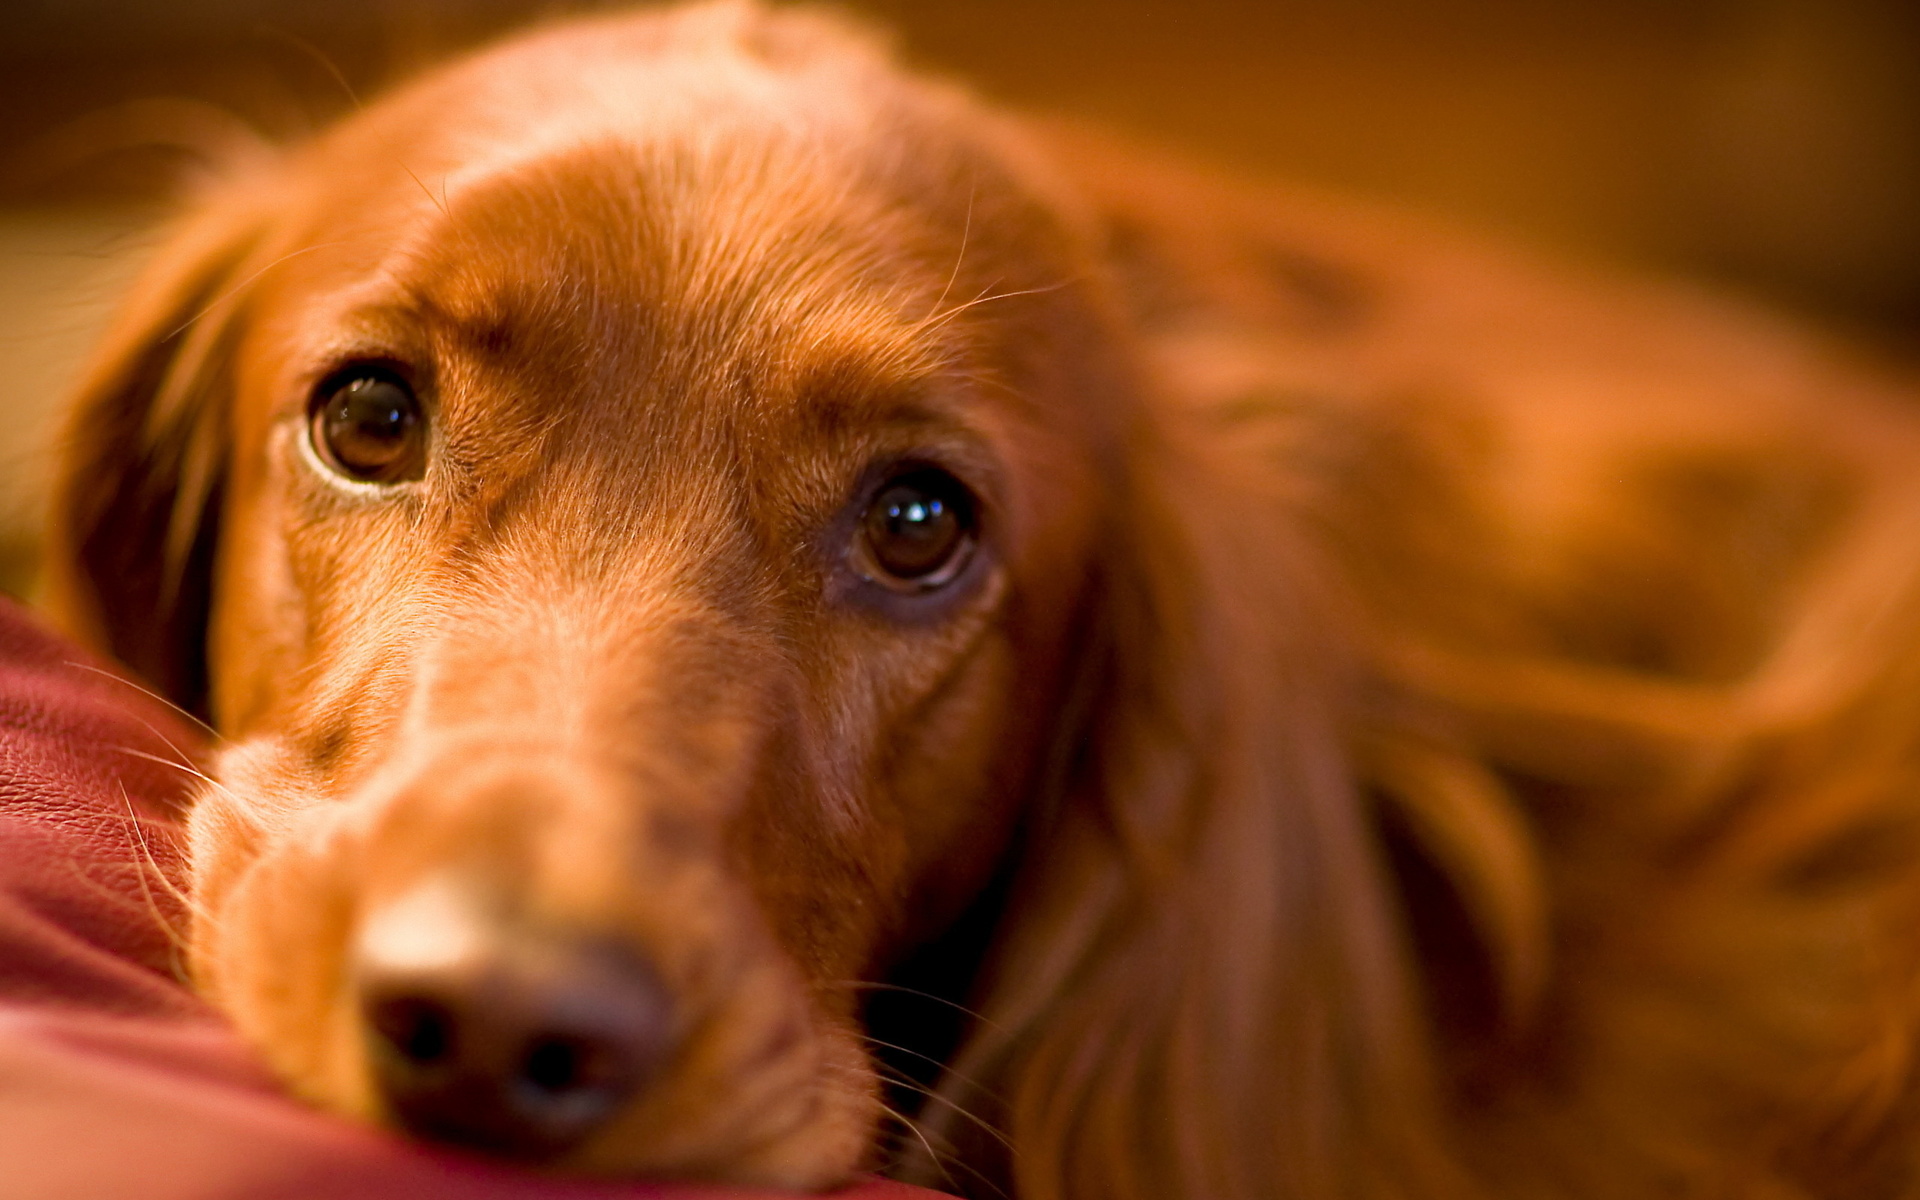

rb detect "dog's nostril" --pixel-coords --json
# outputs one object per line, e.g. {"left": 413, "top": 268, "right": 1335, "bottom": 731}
{"left": 356, "top": 908, "right": 674, "bottom": 1160}
{"left": 521, "top": 1035, "right": 594, "bottom": 1094}
{"left": 370, "top": 996, "right": 457, "bottom": 1067}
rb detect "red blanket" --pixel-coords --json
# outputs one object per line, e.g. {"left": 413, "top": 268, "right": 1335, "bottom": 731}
{"left": 0, "top": 599, "right": 940, "bottom": 1200}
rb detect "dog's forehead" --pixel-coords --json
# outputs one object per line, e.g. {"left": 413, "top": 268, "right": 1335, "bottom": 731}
{"left": 237, "top": 9, "right": 1095, "bottom": 535}
{"left": 331, "top": 147, "right": 979, "bottom": 479}
{"left": 409, "top": 141, "right": 951, "bottom": 370}
{"left": 303, "top": 2, "right": 978, "bottom": 250}
{"left": 354, "top": 4, "right": 917, "bottom": 160}
{"left": 268, "top": 121, "right": 1054, "bottom": 482}
{"left": 273, "top": 30, "right": 1022, "bottom": 413}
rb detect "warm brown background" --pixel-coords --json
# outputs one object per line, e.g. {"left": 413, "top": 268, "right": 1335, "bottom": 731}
{"left": 3, "top": 0, "right": 1917, "bottom": 593}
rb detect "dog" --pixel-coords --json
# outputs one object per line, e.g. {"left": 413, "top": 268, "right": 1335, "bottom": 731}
{"left": 41, "top": 3, "right": 1920, "bottom": 1197}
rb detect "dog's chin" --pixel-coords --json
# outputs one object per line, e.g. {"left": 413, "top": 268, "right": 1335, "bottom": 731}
{"left": 184, "top": 735, "right": 881, "bottom": 1190}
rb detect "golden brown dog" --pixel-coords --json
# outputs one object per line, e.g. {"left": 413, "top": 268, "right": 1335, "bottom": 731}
{"left": 42, "top": 3, "right": 1920, "bottom": 1197}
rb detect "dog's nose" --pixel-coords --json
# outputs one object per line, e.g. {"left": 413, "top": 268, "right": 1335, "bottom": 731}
{"left": 355, "top": 882, "right": 673, "bottom": 1158}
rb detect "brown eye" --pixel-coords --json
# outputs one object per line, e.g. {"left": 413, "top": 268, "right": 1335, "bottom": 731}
{"left": 310, "top": 369, "right": 425, "bottom": 483}
{"left": 857, "top": 468, "right": 977, "bottom": 590}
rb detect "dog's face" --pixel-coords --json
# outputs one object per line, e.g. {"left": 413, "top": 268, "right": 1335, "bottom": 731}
{"left": 54, "top": 7, "right": 1920, "bottom": 1199}
{"left": 86, "top": 11, "right": 1118, "bottom": 1186}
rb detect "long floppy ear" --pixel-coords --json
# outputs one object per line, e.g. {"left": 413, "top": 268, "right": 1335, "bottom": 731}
{"left": 41, "top": 191, "right": 268, "bottom": 719}
{"left": 922, "top": 394, "right": 1469, "bottom": 1200}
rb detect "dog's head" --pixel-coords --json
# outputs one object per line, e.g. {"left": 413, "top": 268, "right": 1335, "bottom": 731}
{"left": 46, "top": 4, "right": 1447, "bottom": 1195}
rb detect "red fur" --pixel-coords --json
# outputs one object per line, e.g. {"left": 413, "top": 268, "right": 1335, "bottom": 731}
{"left": 43, "top": 4, "right": 1920, "bottom": 1197}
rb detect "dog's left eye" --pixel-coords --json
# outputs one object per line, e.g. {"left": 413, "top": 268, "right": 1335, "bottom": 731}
{"left": 854, "top": 467, "right": 978, "bottom": 591}
{"left": 310, "top": 368, "right": 426, "bottom": 484}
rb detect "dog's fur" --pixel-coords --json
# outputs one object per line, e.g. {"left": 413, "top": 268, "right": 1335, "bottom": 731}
{"left": 42, "top": 4, "right": 1920, "bottom": 1197}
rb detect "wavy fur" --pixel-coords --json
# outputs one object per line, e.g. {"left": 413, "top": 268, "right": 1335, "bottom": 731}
{"left": 43, "top": 5, "right": 1920, "bottom": 1197}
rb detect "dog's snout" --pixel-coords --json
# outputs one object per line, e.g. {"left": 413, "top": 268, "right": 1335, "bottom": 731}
{"left": 355, "top": 883, "right": 673, "bottom": 1159}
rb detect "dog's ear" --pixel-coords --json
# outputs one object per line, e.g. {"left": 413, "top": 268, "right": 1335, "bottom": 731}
{"left": 927, "top": 406, "right": 1469, "bottom": 1200}
{"left": 42, "top": 192, "right": 268, "bottom": 719}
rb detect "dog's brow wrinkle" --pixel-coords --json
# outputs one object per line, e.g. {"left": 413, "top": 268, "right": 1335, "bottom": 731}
{"left": 306, "top": 722, "right": 353, "bottom": 772}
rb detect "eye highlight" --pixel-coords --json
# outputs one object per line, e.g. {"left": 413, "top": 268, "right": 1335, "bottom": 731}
{"left": 854, "top": 467, "right": 978, "bottom": 591}
{"left": 310, "top": 366, "right": 426, "bottom": 484}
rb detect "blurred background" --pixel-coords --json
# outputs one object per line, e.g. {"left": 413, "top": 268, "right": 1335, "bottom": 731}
{"left": 2, "top": 0, "right": 1917, "bottom": 597}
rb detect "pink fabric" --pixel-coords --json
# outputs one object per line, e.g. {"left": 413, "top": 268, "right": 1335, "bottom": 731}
{"left": 0, "top": 599, "right": 942, "bottom": 1200}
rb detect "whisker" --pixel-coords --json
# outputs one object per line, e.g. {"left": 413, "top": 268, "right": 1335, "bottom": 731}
{"left": 62, "top": 661, "right": 216, "bottom": 739}
{"left": 912, "top": 277, "right": 1075, "bottom": 337}
{"left": 823, "top": 980, "right": 1003, "bottom": 1031}
{"left": 875, "top": 1097, "right": 1009, "bottom": 1200}
{"left": 116, "top": 788, "right": 197, "bottom": 974}
{"left": 863, "top": 1057, "right": 1015, "bottom": 1155}
{"left": 925, "top": 182, "right": 976, "bottom": 321}
{"left": 110, "top": 711, "right": 214, "bottom": 796}
{"left": 55, "top": 853, "right": 192, "bottom": 966}
{"left": 250, "top": 23, "right": 364, "bottom": 111}
{"left": 107, "top": 745, "right": 243, "bottom": 809}
{"left": 857, "top": 1030, "right": 1009, "bottom": 1110}
{"left": 107, "top": 783, "right": 211, "bottom": 920}
{"left": 164, "top": 241, "right": 350, "bottom": 341}
{"left": 816, "top": 1058, "right": 1011, "bottom": 1198}
{"left": 402, "top": 164, "right": 451, "bottom": 218}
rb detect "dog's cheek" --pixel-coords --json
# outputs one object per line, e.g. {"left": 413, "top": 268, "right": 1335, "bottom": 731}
{"left": 222, "top": 825, "right": 381, "bottom": 1115}
{"left": 186, "top": 739, "right": 318, "bottom": 961}
{"left": 188, "top": 745, "right": 382, "bottom": 1118}
{"left": 207, "top": 428, "right": 306, "bottom": 737}
{"left": 182, "top": 784, "right": 266, "bottom": 992}
{"left": 703, "top": 1017, "right": 880, "bottom": 1190}
{"left": 571, "top": 950, "right": 879, "bottom": 1188}
{"left": 885, "top": 637, "right": 1031, "bottom": 936}
{"left": 562, "top": 871, "right": 875, "bottom": 1179}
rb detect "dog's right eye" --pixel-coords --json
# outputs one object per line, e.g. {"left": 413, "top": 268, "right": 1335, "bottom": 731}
{"left": 310, "top": 368, "right": 427, "bottom": 484}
